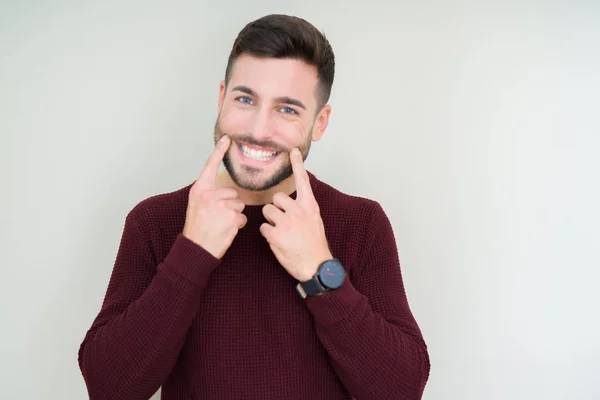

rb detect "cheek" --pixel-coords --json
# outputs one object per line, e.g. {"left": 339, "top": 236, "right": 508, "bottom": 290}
{"left": 276, "top": 121, "right": 310, "bottom": 145}
{"left": 219, "top": 107, "right": 250, "bottom": 133}
{"left": 280, "top": 132, "right": 302, "bottom": 149}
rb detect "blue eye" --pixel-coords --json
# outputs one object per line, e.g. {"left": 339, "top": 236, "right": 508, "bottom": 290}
{"left": 237, "top": 96, "right": 253, "bottom": 105}
{"left": 281, "top": 107, "right": 296, "bottom": 114}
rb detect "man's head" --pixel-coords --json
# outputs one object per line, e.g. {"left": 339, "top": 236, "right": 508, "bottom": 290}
{"left": 214, "top": 14, "right": 335, "bottom": 191}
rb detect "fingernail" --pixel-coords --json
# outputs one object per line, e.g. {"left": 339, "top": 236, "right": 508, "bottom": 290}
{"left": 292, "top": 148, "right": 300, "bottom": 156}
{"left": 220, "top": 135, "right": 229, "bottom": 142}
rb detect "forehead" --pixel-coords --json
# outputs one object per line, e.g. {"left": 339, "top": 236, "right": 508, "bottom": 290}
{"left": 229, "top": 54, "right": 319, "bottom": 106}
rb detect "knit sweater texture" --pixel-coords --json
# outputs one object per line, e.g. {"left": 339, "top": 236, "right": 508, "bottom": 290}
{"left": 78, "top": 171, "right": 430, "bottom": 400}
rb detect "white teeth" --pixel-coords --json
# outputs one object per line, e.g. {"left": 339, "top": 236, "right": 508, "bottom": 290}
{"left": 241, "top": 144, "right": 277, "bottom": 161}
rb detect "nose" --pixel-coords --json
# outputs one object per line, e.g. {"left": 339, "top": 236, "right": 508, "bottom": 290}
{"left": 247, "top": 108, "right": 275, "bottom": 142}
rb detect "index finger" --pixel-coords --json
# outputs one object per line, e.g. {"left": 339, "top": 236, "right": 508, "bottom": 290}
{"left": 197, "top": 135, "right": 231, "bottom": 190}
{"left": 290, "top": 147, "right": 315, "bottom": 203}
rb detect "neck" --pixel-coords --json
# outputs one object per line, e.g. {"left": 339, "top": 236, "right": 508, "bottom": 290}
{"left": 216, "top": 170, "right": 297, "bottom": 206}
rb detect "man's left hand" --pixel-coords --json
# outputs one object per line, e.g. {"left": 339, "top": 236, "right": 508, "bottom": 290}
{"left": 260, "top": 148, "right": 333, "bottom": 282}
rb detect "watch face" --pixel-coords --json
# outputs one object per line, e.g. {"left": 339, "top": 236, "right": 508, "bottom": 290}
{"left": 319, "top": 259, "right": 346, "bottom": 289}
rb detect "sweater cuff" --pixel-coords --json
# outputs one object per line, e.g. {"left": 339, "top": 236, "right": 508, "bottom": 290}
{"left": 158, "top": 234, "right": 221, "bottom": 288}
{"left": 303, "top": 275, "right": 365, "bottom": 326}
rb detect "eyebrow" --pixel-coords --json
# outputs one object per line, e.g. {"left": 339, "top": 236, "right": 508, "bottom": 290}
{"left": 232, "top": 85, "right": 306, "bottom": 110}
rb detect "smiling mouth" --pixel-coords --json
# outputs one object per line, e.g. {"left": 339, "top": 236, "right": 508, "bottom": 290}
{"left": 238, "top": 143, "right": 280, "bottom": 162}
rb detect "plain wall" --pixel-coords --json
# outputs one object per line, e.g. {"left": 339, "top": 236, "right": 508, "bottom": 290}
{"left": 2, "top": 1, "right": 599, "bottom": 399}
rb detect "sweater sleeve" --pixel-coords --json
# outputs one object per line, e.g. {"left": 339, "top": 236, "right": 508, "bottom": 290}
{"left": 303, "top": 202, "right": 430, "bottom": 400}
{"left": 78, "top": 210, "right": 220, "bottom": 400}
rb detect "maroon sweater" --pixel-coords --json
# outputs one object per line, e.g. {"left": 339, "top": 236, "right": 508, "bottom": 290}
{"left": 78, "top": 172, "right": 430, "bottom": 400}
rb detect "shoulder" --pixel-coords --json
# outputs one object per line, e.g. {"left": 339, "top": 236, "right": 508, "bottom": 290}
{"left": 309, "top": 172, "right": 397, "bottom": 273}
{"left": 309, "top": 171, "right": 388, "bottom": 224}
{"left": 125, "top": 182, "right": 192, "bottom": 231}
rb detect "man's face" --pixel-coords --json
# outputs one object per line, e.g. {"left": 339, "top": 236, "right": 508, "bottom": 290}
{"left": 214, "top": 54, "right": 328, "bottom": 191}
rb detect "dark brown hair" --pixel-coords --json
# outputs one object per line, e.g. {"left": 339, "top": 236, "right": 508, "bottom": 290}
{"left": 224, "top": 14, "right": 335, "bottom": 110}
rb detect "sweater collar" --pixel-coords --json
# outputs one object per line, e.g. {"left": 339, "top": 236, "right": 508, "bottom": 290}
{"left": 241, "top": 171, "right": 318, "bottom": 226}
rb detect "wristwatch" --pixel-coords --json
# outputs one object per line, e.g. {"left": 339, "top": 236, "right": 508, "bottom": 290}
{"left": 296, "top": 259, "right": 346, "bottom": 299}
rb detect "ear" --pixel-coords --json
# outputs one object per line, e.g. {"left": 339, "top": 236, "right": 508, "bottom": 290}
{"left": 218, "top": 80, "right": 226, "bottom": 113}
{"left": 311, "top": 104, "right": 331, "bottom": 142}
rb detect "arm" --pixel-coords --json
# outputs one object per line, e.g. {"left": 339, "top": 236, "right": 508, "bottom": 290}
{"left": 304, "top": 202, "right": 430, "bottom": 400}
{"left": 78, "top": 210, "right": 220, "bottom": 400}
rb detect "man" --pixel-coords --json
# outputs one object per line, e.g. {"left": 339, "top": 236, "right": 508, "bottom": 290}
{"left": 78, "top": 14, "right": 430, "bottom": 400}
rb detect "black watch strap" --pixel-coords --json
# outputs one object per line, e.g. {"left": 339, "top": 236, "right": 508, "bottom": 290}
{"left": 296, "top": 277, "right": 326, "bottom": 299}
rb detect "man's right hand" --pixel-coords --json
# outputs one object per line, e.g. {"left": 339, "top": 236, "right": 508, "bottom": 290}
{"left": 182, "top": 135, "right": 247, "bottom": 259}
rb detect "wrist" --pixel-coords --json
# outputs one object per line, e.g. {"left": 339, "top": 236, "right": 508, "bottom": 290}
{"left": 298, "top": 252, "right": 334, "bottom": 282}
{"left": 296, "top": 258, "right": 346, "bottom": 299}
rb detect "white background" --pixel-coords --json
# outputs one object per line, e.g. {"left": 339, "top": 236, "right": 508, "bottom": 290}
{"left": 2, "top": 1, "right": 599, "bottom": 399}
